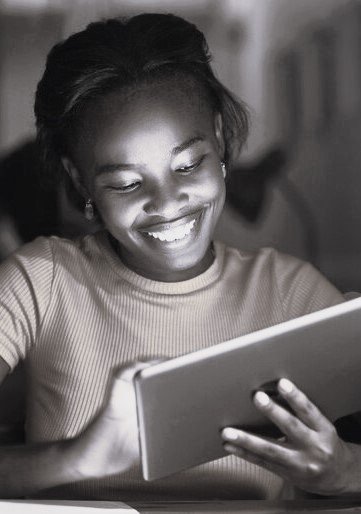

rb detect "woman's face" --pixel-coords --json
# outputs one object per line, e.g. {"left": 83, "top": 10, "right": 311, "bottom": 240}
{"left": 68, "top": 80, "right": 226, "bottom": 282}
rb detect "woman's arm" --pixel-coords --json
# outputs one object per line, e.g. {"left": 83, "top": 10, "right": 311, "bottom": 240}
{"left": 222, "top": 378, "right": 361, "bottom": 497}
{"left": 0, "top": 358, "right": 142, "bottom": 498}
{"left": 0, "top": 436, "right": 79, "bottom": 497}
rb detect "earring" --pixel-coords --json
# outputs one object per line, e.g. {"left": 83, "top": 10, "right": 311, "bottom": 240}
{"left": 84, "top": 198, "right": 94, "bottom": 221}
{"left": 221, "top": 161, "right": 227, "bottom": 179}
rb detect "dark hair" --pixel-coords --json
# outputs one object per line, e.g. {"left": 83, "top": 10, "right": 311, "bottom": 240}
{"left": 35, "top": 13, "right": 249, "bottom": 188}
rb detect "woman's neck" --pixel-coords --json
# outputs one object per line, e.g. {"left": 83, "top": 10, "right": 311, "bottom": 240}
{"left": 107, "top": 232, "right": 215, "bottom": 283}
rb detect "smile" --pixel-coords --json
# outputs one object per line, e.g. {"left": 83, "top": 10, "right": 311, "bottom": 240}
{"left": 146, "top": 219, "right": 196, "bottom": 242}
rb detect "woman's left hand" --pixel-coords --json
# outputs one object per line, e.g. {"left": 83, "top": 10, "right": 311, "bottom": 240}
{"left": 221, "top": 378, "right": 360, "bottom": 496}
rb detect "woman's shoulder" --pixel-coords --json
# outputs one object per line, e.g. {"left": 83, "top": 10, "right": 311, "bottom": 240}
{"left": 220, "top": 242, "right": 308, "bottom": 272}
{"left": 1, "top": 232, "right": 102, "bottom": 279}
{"left": 13, "top": 231, "right": 99, "bottom": 257}
{"left": 219, "top": 242, "right": 343, "bottom": 314}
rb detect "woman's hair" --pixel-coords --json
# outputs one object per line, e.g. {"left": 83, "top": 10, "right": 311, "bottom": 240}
{"left": 35, "top": 13, "right": 249, "bottom": 189}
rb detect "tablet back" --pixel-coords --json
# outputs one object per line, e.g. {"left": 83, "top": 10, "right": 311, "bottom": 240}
{"left": 134, "top": 297, "right": 361, "bottom": 481}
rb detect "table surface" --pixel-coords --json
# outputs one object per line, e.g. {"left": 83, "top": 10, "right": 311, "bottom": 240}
{"left": 131, "top": 500, "right": 361, "bottom": 513}
{"left": 2, "top": 499, "right": 361, "bottom": 513}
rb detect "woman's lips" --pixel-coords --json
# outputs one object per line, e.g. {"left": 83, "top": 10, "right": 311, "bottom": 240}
{"left": 138, "top": 210, "right": 202, "bottom": 241}
{"left": 139, "top": 210, "right": 201, "bottom": 232}
{"left": 146, "top": 218, "right": 196, "bottom": 242}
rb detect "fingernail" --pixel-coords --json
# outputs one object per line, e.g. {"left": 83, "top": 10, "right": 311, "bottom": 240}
{"left": 254, "top": 391, "right": 270, "bottom": 406}
{"left": 224, "top": 443, "right": 241, "bottom": 453}
{"left": 279, "top": 378, "right": 294, "bottom": 393}
{"left": 222, "top": 428, "right": 238, "bottom": 441}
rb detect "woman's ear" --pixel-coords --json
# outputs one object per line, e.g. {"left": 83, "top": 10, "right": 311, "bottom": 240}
{"left": 214, "top": 112, "right": 225, "bottom": 160}
{"left": 61, "top": 157, "right": 88, "bottom": 199}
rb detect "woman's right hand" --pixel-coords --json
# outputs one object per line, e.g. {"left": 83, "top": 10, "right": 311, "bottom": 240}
{"left": 0, "top": 360, "right": 163, "bottom": 498}
{"left": 69, "top": 361, "right": 157, "bottom": 480}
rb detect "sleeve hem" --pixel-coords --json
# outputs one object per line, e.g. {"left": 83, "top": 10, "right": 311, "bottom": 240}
{"left": 0, "top": 348, "right": 20, "bottom": 372}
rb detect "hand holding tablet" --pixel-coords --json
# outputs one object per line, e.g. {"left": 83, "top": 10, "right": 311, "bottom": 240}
{"left": 135, "top": 297, "right": 361, "bottom": 481}
{"left": 222, "top": 377, "right": 356, "bottom": 496}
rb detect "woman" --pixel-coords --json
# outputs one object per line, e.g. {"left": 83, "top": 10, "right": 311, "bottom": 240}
{"left": 0, "top": 13, "right": 358, "bottom": 501}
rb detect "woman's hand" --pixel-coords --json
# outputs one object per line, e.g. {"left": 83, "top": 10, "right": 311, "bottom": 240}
{"left": 0, "top": 360, "right": 166, "bottom": 498}
{"left": 221, "top": 379, "right": 361, "bottom": 496}
{"left": 68, "top": 360, "right": 159, "bottom": 480}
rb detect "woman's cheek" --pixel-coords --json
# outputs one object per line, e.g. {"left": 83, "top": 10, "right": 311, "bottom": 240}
{"left": 206, "top": 175, "right": 226, "bottom": 207}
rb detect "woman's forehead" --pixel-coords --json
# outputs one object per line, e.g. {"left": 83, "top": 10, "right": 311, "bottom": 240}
{"left": 71, "top": 79, "right": 216, "bottom": 167}
{"left": 87, "top": 76, "right": 211, "bottom": 121}
{"left": 76, "top": 79, "right": 214, "bottom": 143}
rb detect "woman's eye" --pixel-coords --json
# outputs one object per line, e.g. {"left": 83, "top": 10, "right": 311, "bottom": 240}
{"left": 176, "top": 156, "right": 205, "bottom": 174}
{"left": 108, "top": 182, "right": 140, "bottom": 193}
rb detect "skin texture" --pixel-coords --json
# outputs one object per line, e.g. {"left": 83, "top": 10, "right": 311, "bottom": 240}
{"left": 64, "top": 80, "right": 226, "bottom": 282}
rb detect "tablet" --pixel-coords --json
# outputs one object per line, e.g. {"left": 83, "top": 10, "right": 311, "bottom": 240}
{"left": 134, "top": 297, "right": 361, "bottom": 481}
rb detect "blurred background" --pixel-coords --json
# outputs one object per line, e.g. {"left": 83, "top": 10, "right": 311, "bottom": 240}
{"left": 0, "top": 0, "right": 360, "bottom": 293}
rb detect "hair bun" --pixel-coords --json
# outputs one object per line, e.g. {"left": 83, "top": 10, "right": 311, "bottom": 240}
{"left": 128, "top": 13, "right": 211, "bottom": 67}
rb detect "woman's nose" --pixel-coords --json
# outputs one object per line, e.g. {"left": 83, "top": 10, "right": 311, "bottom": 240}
{"left": 143, "top": 180, "right": 189, "bottom": 217}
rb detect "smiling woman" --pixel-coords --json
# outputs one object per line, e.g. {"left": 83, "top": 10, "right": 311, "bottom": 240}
{"left": 0, "top": 11, "right": 358, "bottom": 503}
{"left": 62, "top": 80, "right": 226, "bottom": 281}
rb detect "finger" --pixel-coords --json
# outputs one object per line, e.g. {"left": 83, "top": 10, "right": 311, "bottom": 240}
{"left": 277, "top": 379, "right": 330, "bottom": 432}
{"left": 221, "top": 427, "right": 293, "bottom": 468}
{"left": 108, "top": 363, "right": 147, "bottom": 412}
{"left": 107, "top": 378, "right": 136, "bottom": 418}
{"left": 223, "top": 442, "right": 290, "bottom": 479}
{"left": 253, "top": 390, "right": 312, "bottom": 443}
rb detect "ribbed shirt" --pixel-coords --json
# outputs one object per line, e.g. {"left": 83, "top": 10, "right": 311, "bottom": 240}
{"left": 0, "top": 232, "right": 343, "bottom": 500}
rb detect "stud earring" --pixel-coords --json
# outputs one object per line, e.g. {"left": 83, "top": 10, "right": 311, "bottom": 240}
{"left": 84, "top": 198, "right": 94, "bottom": 221}
{"left": 221, "top": 161, "right": 227, "bottom": 179}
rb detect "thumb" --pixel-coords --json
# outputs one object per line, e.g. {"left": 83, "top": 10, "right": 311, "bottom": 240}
{"left": 114, "top": 359, "right": 162, "bottom": 383}
{"left": 108, "top": 360, "right": 164, "bottom": 413}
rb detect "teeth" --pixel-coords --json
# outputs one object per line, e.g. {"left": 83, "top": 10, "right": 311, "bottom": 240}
{"left": 147, "top": 219, "right": 196, "bottom": 242}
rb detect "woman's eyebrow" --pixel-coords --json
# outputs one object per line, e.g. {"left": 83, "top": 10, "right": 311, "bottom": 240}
{"left": 172, "top": 135, "right": 205, "bottom": 156}
{"left": 95, "top": 163, "right": 135, "bottom": 176}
